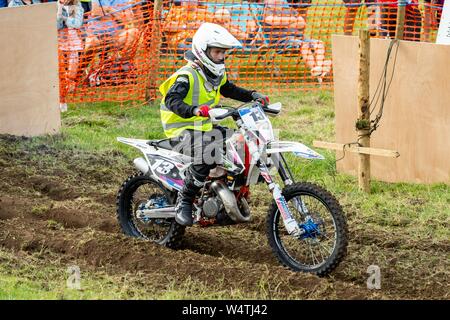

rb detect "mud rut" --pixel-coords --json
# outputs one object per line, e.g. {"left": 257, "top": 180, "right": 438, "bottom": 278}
{"left": 0, "top": 136, "right": 448, "bottom": 299}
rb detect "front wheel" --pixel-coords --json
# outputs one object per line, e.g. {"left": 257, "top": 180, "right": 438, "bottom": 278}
{"left": 116, "top": 173, "right": 185, "bottom": 249}
{"left": 266, "top": 182, "right": 348, "bottom": 276}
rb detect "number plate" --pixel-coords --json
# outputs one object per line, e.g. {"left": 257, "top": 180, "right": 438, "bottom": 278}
{"left": 238, "top": 106, "right": 268, "bottom": 130}
{"left": 238, "top": 106, "right": 274, "bottom": 142}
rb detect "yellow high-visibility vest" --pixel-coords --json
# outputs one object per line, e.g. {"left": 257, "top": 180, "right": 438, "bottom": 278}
{"left": 159, "top": 64, "right": 227, "bottom": 138}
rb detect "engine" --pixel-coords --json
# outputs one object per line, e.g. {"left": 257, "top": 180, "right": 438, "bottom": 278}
{"left": 202, "top": 196, "right": 223, "bottom": 218}
{"left": 200, "top": 178, "right": 251, "bottom": 225}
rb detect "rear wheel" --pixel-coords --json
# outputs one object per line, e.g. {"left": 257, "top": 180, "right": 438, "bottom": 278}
{"left": 116, "top": 173, "right": 185, "bottom": 248}
{"left": 267, "top": 182, "right": 348, "bottom": 276}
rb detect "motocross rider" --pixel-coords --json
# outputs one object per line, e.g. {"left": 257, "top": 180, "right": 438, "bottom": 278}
{"left": 159, "top": 22, "right": 269, "bottom": 226}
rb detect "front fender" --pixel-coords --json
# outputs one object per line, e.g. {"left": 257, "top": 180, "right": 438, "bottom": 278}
{"left": 266, "top": 141, "right": 325, "bottom": 160}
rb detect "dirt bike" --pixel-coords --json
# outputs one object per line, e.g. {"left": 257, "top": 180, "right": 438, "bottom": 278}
{"left": 116, "top": 101, "right": 348, "bottom": 276}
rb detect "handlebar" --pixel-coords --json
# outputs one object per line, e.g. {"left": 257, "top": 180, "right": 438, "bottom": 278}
{"left": 213, "top": 107, "right": 238, "bottom": 120}
{"left": 215, "top": 101, "right": 279, "bottom": 120}
{"left": 214, "top": 101, "right": 265, "bottom": 120}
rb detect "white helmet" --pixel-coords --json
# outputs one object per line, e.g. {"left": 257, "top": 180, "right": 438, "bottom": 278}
{"left": 192, "top": 22, "right": 242, "bottom": 78}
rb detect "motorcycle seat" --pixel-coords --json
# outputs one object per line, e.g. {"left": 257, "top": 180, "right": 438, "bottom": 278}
{"left": 147, "top": 139, "right": 173, "bottom": 150}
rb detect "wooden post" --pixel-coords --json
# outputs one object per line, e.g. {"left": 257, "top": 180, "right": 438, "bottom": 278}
{"left": 145, "top": 0, "right": 163, "bottom": 102}
{"left": 357, "top": 30, "right": 371, "bottom": 192}
{"left": 395, "top": 0, "right": 406, "bottom": 40}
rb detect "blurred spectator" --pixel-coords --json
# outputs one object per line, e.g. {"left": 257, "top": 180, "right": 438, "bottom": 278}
{"left": 377, "top": 0, "right": 422, "bottom": 42}
{"left": 57, "top": 0, "right": 84, "bottom": 30}
{"left": 80, "top": 0, "right": 91, "bottom": 13}
{"left": 262, "top": 0, "right": 332, "bottom": 81}
{"left": 8, "top": 0, "right": 41, "bottom": 6}
{"left": 213, "top": 8, "right": 258, "bottom": 45}
{"left": 342, "top": 0, "right": 381, "bottom": 36}
{"left": 423, "top": 0, "right": 444, "bottom": 42}
{"left": 212, "top": 7, "right": 261, "bottom": 81}
{"left": 162, "top": 0, "right": 213, "bottom": 56}
{"left": 57, "top": 0, "right": 84, "bottom": 112}
{"left": 86, "top": 0, "right": 138, "bottom": 53}
{"left": 286, "top": 0, "right": 312, "bottom": 21}
{"left": 138, "top": 0, "right": 153, "bottom": 26}
{"left": 80, "top": 0, "right": 92, "bottom": 13}
{"left": 82, "top": 0, "right": 140, "bottom": 86}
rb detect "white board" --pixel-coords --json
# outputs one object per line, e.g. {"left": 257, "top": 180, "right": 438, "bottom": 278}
{"left": 0, "top": 3, "right": 60, "bottom": 137}
{"left": 436, "top": 0, "right": 450, "bottom": 44}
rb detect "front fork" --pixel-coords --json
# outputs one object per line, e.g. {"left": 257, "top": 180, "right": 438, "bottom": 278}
{"left": 275, "top": 153, "right": 310, "bottom": 216}
{"left": 258, "top": 161, "right": 302, "bottom": 237}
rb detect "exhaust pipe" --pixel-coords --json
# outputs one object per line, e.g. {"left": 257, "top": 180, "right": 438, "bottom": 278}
{"left": 136, "top": 206, "right": 176, "bottom": 219}
{"left": 210, "top": 180, "right": 251, "bottom": 223}
{"left": 134, "top": 157, "right": 149, "bottom": 175}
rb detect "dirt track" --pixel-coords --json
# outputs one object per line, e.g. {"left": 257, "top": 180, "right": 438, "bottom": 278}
{"left": 0, "top": 135, "right": 448, "bottom": 299}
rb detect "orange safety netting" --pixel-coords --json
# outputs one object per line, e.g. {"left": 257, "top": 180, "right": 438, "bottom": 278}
{"left": 59, "top": 0, "right": 157, "bottom": 104}
{"left": 58, "top": 0, "right": 444, "bottom": 104}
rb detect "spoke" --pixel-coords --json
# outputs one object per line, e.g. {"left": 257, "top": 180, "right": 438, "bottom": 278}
{"left": 315, "top": 239, "right": 326, "bottom": 263}
{"left": 310, "top": 198, "right": 321, "bottom": 215}
{"left": 278, "top": 192, "right": 339, "bottom": 268}
{"left": 317, "top": 241, "right": 333, "bottom": 257}
{"left": 294, "top": 196, "right": 307, "bottom": 216}
{"left": 302, "top": 196, "right": 311, "bottom": 213}
{"left": 307, "top": 239, "right": 319, "bottom": 266}
{"left": 319, "top": 232, "right": 334, "bottom": 242}
{"left": 301, "top": 196, "right": 312, "bottom": 216}
{"left": 319, "top": 232, "right": 336, "bottom": 248}
{"left": 131, "top": 183, "right": 171, "bottom": 241}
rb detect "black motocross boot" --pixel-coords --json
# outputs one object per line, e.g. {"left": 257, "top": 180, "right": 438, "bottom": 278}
{"left": 175, "top": 168, "right": 205, "bottom": 226}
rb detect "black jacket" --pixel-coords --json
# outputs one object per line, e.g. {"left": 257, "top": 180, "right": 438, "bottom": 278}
{"left": 163, "top": 75, "right": 254, "bottom": 119}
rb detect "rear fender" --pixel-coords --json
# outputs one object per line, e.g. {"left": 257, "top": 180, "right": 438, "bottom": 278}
{"left": 117, "top": 137, "right": 152, "bottom": 153}
{"left": 118, "top": 137, "right": 188, "bottom": 191}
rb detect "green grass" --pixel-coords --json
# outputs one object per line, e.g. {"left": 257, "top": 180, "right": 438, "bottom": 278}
{"left": 0, "top": 270, "right": 119, "bottom": 300}
{"left": 0, "top": 249, "right": 270, "bottom": 300}
{"left": 0, "top": 250, "right": 132, "bottom": 300}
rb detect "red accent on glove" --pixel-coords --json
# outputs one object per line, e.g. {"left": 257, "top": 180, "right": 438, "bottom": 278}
{"left": 252, "top": 92, "right": 270, "bottom": 107}
{"left": 197, "top": 105, "right": 210, "bottom": 117}
{"left": 257, "top": 96, "right": 269, "bottom": 107}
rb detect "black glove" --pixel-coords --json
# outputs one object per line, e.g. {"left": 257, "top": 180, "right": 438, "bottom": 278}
{"left": 251, "top": 91, "right": 270, "bottom": 107}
